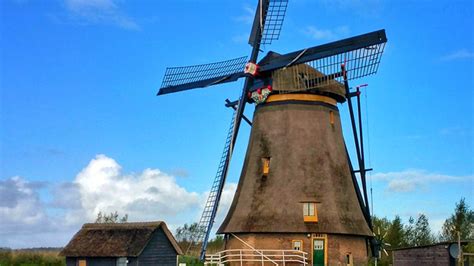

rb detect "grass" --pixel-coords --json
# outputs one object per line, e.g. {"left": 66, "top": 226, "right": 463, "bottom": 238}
{"left": 0, "top": 249, "right": 65, "bottom": 266}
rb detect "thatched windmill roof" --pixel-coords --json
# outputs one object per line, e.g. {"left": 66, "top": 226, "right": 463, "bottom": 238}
{"left": 60, "top": 221, "right": 183, "bottom": 257}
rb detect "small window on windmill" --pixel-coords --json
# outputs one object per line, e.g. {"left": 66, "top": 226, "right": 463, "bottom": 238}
{"left": 262, "top": 157, "right": 270, "bottom": 176}
{"left": 346, "top": 253, "right": 353, "bottom": 266}
{"left": 303, "top": 202, "right": 318, "bottom": 222}
{"left": 292, "top": 240, "right": 303, "bottom": 251}
{"left": 329, "top": 111, "right": 335, "bottom": 126}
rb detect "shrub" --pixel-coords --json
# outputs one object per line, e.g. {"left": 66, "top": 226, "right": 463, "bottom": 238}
{"left": 178, "top": 255, "right": 204, "bottom": 266}
{"left": 0, "top": 250, "right": 13, "bottom": 266}
{"left": 0, "top": 251, "right": 65, "bottom": 266}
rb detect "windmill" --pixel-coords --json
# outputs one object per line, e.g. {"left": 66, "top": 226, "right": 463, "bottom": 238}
{"left": 157, "top": 0, "right": 387, "bottom": 264}
{"left": 372, "top": 226, "right": 392, "bottom": 266}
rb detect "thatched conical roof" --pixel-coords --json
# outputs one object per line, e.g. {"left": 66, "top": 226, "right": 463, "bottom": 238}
{"left": 218, "top": 96, "right": 371, "bottom": 236}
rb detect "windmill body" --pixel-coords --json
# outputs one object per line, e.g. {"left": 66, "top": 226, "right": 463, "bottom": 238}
{"left": 157, "top": 1, "right": 387, "bottom": 264}
{"left": 217, "top": 66, "right": 371, "bottom": 265}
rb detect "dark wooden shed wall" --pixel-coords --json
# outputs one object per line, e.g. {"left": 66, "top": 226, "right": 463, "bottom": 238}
{"left": 392, "top": 244, "right": 453, "bottom": 266}
{"left": 66, "top": 257, "right": 116, "bottom": 266}
{"left": 137, "top": 227, "right": 177, "bottom": 266}
{"left": 67, "top": 257, "right": 141, "bottom": 266}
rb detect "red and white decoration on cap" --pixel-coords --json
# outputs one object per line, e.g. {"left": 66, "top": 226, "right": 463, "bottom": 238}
{"left": 244, "top": 62, "right": 259, "bottom": 76}
{"left": 248, "top": 85, "right": 273, "bottom": 104}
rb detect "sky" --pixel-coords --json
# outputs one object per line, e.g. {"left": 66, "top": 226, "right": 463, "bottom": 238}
{"left": 0, "top": 0, "right": 473, "bottom": 248}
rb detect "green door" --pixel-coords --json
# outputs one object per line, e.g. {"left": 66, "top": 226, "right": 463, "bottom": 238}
{"left": 313, "top": 239, "right": 325, "bottom": 266}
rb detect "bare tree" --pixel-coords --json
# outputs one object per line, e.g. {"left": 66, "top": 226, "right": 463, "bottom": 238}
{"left": 95, "top": 211, "right": 128, "bottom": 223}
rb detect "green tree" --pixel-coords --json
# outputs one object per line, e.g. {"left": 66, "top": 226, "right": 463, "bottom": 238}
{"left": 441, "top": 198, "right": 474, "bottom": 241}
{"left": 372, "top": 216, "right": 391, "bottom": 238}
{"left": 95, "top": 211, "right": 128, "bottom": 223}
{"left": 404, "top": 214, "right": 435, "bottom": 246}
{"left": 175, "top": 223, "right": 224, "bottom": 256}
{"left": 175, "top": 223, "right": 205, "bottom": 253}
{"left": 385, "top": 215, "right": 405, "bottom": 248}
{"left": 175, "top": 223, "right": 203, "bottom": 243}
{"left": 370, "top": 216, "right": 393, "bottom": 266}
{"left": 402, "top": 216, "right": 416, "bottom": 246}
{"left": 206, "top": 235, "right": 224, "bottom": 254}
{"left": 414, "top": 214, "right": 435, "bottom": 246}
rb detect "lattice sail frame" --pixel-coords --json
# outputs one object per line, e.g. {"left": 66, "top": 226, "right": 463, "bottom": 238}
{"left": 260, "top": 0, "right": 288, "bottom": 45}
{"left": 160, "top": 56, "right": 248, "bottom": 89}
{"left": 273, "top": 42, "right": 386, "bottom": 93}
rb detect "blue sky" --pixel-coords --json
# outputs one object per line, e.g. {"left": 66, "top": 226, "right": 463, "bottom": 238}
{"left": 0, "top": 0, "right": 472, "bottom": 248}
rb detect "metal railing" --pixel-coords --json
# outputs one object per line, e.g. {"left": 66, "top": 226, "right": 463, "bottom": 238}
{"left": 205, "top": 249, "right": 308, "bottom": 265}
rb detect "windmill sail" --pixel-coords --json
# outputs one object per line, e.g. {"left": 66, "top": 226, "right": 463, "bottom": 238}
{"left": 249, "top": 0, "right": 289, "bottom": 46}
{"left": 259, "top": 30, "right": 387, "bottom": 73}
{"left": 158, "top": 56, "right": 247, "bottom": 95}
{"left": 187, "top": 109, "right": 237, "bottom": 260}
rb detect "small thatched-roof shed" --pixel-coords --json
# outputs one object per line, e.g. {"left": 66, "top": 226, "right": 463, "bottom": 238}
{"left": 61, "top": 221, "right": 182, "bottom": 266}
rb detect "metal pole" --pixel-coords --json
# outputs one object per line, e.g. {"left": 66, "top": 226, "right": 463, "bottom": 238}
{"left": 458, "top": 231, "right": 462, "bottom": 265}
{"left": 356, "top": 86, "right": 371, "bottom": 229}
{"left": 341, "top": 65, "right": 372, "bottom": 229}
{"left": 225, "top": 99, "right": 252, "bottom": 126}
{"left": 356, "top": 87, "right": 366, "bottom": 185}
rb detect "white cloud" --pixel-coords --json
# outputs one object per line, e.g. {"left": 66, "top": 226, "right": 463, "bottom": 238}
{"left": 205, "top": 182, "right": 238, "bottom": 225}
{"left": 372, "top": 169, "right": 473, "bottom": 193}
{"left": 231, "top": 33, "right": 249, "bottom": 44}
{"left": 233, "top": 5, "right": 255, "bottom": 24}
{"left": 440, "top": 49, "right": 474, "bottom": 61}
{"left": 430, "top": 218, "right": 445, "bottom": 235}
{"left": 316, "top": 0, "right": 384, "bottom": 16}
{"left": 0, "top": 176, "right": 71, "bottom": 248}
{"left": 439, "top": 126, "right": 471, "bottom": 136}
{"left": 387, "top": 179, "right": 416, "bottom": 193}
{"left": 70, "top": 154, "right": 201, "bottom": 224}
{"left": 170, "top": 168, "right": 189, "bottom": 178}
{"left": 0, "top": 154, "right": 238, "bottom": 248}
{"left": 0, "top": 176, "right": 47, "bottom": 227}
{"left": 302, "top": 25, "right": 350, "bottom": 41}
{"left": 62, "top": 0, "right": 139, "bottom": 30}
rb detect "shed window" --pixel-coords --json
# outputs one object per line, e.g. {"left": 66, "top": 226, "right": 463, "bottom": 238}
{"left": 303, "top": 202, "right": 318, "bottom": 222}
{"left": 292, "top": 240, "right": 303, "bottom": 251}
{"left": 262, "top": 157, "right": 270, "bottom": 176}
{"left": 117, "top": 257, "right": 127, "bottom": 266}
{"left": 78, "top": 260, "right": 87, "bottom": 266}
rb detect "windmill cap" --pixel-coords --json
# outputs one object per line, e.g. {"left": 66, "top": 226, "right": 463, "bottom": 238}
{"left": 259, "top": 51, "right": 346, "bottom": 102}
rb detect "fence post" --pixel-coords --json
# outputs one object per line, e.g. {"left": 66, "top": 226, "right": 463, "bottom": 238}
{"left": 240, "top": 250, "right": 243, "bottom": 266}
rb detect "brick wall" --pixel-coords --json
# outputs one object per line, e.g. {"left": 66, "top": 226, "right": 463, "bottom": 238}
{"left": 224, "top": 233, "right": 368, "bottom": 265}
